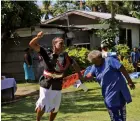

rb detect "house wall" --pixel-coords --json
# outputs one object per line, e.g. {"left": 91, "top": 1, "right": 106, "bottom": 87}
{"left": 79, "top": 23, "right": 140, "bottom": 49}
{"left": 1, "top": 37, "right": 32, "bottom": 81}
{"left": 1, "top": 28, "right": 65, "bottom": 81}
{"left": 71, "top": 30, "right": 90, "bottom": 45}
{"left": 3, "top": 23, "right": 139, "bottom": 81}
{"left": 90, "top": 32, "right": 101, "bottom": 50}
{"left": 47, "top": 13, "right": 140, "bottom": 49}
{"left": 120, "top": 23, "right": 140, "bottom": 48}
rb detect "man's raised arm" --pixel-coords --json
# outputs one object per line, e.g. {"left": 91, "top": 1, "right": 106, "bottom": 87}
{"left": 29, "top": 31, "right": 43, "bottom": 52}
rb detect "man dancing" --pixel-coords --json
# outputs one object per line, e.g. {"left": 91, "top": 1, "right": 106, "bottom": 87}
{"left": 29, "top": 31, "right": 83, "bottom": 121}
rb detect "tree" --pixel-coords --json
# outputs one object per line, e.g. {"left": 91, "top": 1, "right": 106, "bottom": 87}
{"left": 86, "top": 0, "right": 108, "bottom": 12}
{"left": 131, "top": 11, "right": 140, "bottom": 19}
{"left": 42, "top": 1, "right": 52, "bottom": 19}
{"left": 131, "top": 1, "right": 140, "bottom": 19}
{"left": 46, "top": 0, "right": 86, "bottom": 17}
{"left": 50, "top": 0, "right": 76, "bottom": 17}
{"left": 96, "top": 1, "right": 120, "bottom": 48}
{"left": 1, "top": 1, "right": 42, "bottom": 42}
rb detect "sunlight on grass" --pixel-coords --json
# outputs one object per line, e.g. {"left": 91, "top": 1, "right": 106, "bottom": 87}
{"left": 1, "top": 81, "right": 140, "bottom": 121}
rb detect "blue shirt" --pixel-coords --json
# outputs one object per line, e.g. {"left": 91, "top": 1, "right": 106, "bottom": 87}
{"left": 107, "top": 52, "right": 117, "bottom": 57}
{"left": 89, "top": 57, "right": 132, "bottom": 108}
{"left": 130, "top": 51, "right": 139, "bottom": 63}
{"left": 102, "top": 51, "right": 118, "bottom": 59}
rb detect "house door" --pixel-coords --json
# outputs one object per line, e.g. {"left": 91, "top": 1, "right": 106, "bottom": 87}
{"left": 119, "top": 28, "right": 126, "bottom": 44}
{"left": 127, "top": 29, "right": 132, "bottom": 49}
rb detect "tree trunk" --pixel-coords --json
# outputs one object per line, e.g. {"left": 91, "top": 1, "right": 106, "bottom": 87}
{"left": 111, "top": 1, "right": 115, "bottom": 20}
{"left": 80, "top": 0, "right": 83, "bottom": 10}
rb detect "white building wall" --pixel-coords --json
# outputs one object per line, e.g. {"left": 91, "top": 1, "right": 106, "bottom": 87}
{"left": 77, "top": 24, "right": 140, "bottom": 49}
{"left": 15, "top": 27, "right": 65, "bottom": 37}
{"left": 120, "top": 24, "right": 140, "bottom": 48}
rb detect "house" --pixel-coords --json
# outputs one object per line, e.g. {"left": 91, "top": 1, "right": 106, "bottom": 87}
{"left": 41, "top": 10, "right": 140, "bottom": 49}
{"left": 1, "top": 10, "right": 140, "bottom": 81}
{"left": 1, "top": 26, "right": 84, "bottom": 81}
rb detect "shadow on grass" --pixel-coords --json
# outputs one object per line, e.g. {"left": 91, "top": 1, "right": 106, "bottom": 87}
{"left": 60, "top": 89, "right": 106, "bottom": 114}
{"left": 1, "top": 90, "right": 39, "bottom": 106}
{"left": 1, "top": 95, "right": 37, "bottom": 121}
{"left": 1, "top": 87, "right": 106, "bottom": 121}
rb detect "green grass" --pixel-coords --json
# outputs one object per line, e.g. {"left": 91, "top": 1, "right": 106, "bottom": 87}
{"left": 1, "top": 80, "right": 140, "bottom": 121}
{"left": 16, "top": 82, "right": 39, "bottom": 90}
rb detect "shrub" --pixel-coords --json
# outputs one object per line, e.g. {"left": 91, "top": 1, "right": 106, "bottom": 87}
{"left": 120, "top": 59, "right": 134, "bottom": 73}
{"left": 65, "top": 47, "right": 90, "bottom": 75}
{"left": 65, "top": 47, "right": 90, "bottom": 69}
{"left": 115, "top": 44, "right": 130, "bottom": 57}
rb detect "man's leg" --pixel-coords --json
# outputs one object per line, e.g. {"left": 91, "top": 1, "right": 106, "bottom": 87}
{"left": 36, "top": 107, "right": 45, "bottom": 121}
{"left": 133, "top": 63, "right": 137, "bottom": 72}
{"left": 49, "top": 91, "right": 61, "bottom": 121}
{"left": 49, "top": 112, "right": 58, "bottom": 121}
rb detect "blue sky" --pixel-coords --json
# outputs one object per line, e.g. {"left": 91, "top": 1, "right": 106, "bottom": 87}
{"left": 36, "top": 1, "right": 43, "bottom": 7}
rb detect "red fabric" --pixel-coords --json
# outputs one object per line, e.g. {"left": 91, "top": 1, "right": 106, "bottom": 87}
{"left": 62, "top": 70, "right": 85, "bottom": 89}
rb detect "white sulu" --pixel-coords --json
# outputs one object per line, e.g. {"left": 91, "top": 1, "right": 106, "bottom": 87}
{"left": 35, "top": 86, "right": 61, "bottom": 113}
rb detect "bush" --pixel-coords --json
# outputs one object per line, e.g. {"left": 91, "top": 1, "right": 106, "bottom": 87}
{"left": 120, "top": 59, "right": 134, "bottom": 73}
{"left": 65, "top": 47, "right": 90, "bottom": 69}
{"left": 115, "top": 44, "right": 130, "bottom": 57}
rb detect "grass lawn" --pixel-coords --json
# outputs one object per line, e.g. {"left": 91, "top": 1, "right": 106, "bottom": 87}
{"left": 1, "top": 79, "right": 140, "bottom": 121}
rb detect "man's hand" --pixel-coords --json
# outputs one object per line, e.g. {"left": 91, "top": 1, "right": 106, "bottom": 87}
{"left": 79, "top": 76, "right": 85, "bottom": 83}
{"left": 86, "top": 73, "right": 92, "bottom": 78}
{"left": 37, "top": 31, "right": 44, "bottom": 38}
{"left": 128, "top": 82, "right": 135, "bottom": 90}
{"left": 28, "top": 65, "right": 31, "bottom": 68}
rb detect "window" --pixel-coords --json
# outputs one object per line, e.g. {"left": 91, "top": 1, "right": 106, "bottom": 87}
{"left": 119, "top": 28, "right": 132, "bottom": 49}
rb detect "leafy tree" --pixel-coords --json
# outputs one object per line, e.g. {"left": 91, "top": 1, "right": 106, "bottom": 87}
{"left": 50, "top": 0, "right": 77, "bottom": 17}
{"left": 42, "top": 1, "right": 52, "bottom": 19}
{"left": 45, "top": 0, "right": 86, "bottom": 17}
{"left": 1, "top": 1, "right": 42, "bottom": 42}
{"left": 130, "top": 1, "right": 140, "bottom": 19}
{"left": 85, "top": 1, "right": 140, "bottom": 19}
{"left": 95, "top": 1, "right": 119, "bottom": 48}
{"left": 131, "top": 11, "right": 140, "bottom": 19}
{"left": 86, "top": 1, "right": 108, "bottom": 12}
{"left": 95, "top": 1, "right": 140, "bottom": 48}
{"left": 96, "top": 19, "right": 120, "bottom": 48}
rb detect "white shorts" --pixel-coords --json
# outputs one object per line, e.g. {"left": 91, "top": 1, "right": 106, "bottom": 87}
{"left": 35, "top": 87, "right": 61, "bottom": 113}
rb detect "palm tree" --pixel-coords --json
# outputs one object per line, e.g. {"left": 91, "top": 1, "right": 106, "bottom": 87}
{"left": 42, "top": 1, "right": 52, "bottom": 20}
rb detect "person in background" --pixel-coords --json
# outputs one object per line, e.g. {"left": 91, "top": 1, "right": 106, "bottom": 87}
{"left": 130, "top": 47, "right": 139, "bottom": 72}
{"left": 83, "top": 50, "right": 135, "bottom": 121}
{"left": 23, "top": 48, "right": 35, "bottom": 83}
{"left": 29, "top": 31, "right": 83, "bottom": 121}
{"left": 137, "top": 47, "right": 140, "bottom": 71}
